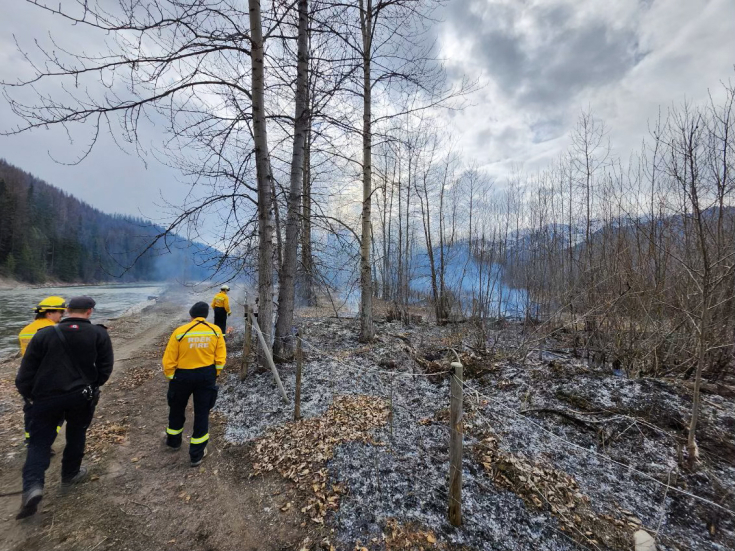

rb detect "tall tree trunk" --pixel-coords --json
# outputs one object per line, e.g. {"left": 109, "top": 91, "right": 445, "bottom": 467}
{"left": 438, "top": 167, "right": 447, "bottom": 323}
{"left": 404, "top": 149, "right": 412, "bottom": 321}
{"left": 300, "top": 104, "right": 314, "bottom": 306}
{"left": 385, "top": 162, "right": 394, "bottom": 301}
{"left": 273, "top": 180, "right": 283, "bottom": 271}
{"left": 418, "top": 174, "right": 440, "bottom": 323}
{"left": 358, "top": 0, "right": 374, "bottom": 342}
{"left": 274, "top": 0, "right": 310, "bottom": 360}
{"left": 686, "top": 126, "right": 710, "bottom": 469}
{"left": 250, "top": 0, "right": 275, "bottom": 352}
{"left": 380, "top": 163, "right": 388, "bottom": 300}
{"left": 400, "top": 160, "right": 403, "bottom": 313}
{"left": 567, "top": 161, "right": 576, "bottom": 337}
{"left": 371, "top": 222, "right": 379, "bottom": 297}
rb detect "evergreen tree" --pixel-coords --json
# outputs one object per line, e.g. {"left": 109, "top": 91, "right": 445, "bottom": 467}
{"left": 2, "top": 252, "right": 16, "bottom": 277}
{"left": 0, "top": 159, "right": 216, "bottom": 283}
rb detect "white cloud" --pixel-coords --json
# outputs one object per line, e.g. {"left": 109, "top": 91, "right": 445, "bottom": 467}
{"left": 437, "top": 0, "right": 735, "bottom": 181}
{"left": 0, "top": 0, "right": 733, "bottom": 219}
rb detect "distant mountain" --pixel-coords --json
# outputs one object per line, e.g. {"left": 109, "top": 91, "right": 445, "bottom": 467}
{"left": 0, "top": 159, "right": 217, "bottom": 284}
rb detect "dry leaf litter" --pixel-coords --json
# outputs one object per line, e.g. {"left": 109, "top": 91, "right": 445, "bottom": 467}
{"left": 476, "top": 432, "right": 635, "bottom": 549}
{"left": 252, "top": 395, "right": 389, "bottom": 525}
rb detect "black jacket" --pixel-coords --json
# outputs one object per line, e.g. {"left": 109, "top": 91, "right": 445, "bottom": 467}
{"left": 16, "top": 317, "right": 114, "bottom": 400}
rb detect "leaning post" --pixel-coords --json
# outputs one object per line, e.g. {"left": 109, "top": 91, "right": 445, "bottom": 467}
{"left": 241, "top": 303, "right": 252, "bottom": 380}
{"left": 249, "top": 310, "right": 289, "bottom": 404}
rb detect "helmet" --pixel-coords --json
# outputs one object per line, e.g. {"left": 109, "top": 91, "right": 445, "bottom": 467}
{"left": 220, "top": 285, "right": 230, "bottom": 291}
{"left": 35, "top": 296, "right": 67, "bottom": 313}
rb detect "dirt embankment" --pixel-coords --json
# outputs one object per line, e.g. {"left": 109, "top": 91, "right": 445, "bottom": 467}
{"left": 0, "top": 277, "right": 102, "bottom": 290}
{"left": 0, "top": 294, "right": 308, "bottom": 551}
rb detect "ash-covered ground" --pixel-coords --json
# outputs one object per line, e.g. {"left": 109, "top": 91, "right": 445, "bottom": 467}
{"left": 216, "top": 315, "right": 735, "bottom": 550}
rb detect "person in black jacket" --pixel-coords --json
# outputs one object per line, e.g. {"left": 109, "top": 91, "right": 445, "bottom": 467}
{"left": 15, "top": 296, "right": 114, "bottom": 520}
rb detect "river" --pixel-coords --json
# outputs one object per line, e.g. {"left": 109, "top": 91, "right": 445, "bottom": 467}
{"left": 0, "top": 283, "right": 166, "bottom": 359}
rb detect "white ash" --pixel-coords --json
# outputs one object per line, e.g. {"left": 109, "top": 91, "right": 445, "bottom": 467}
{"left": 216, "top": 317, "right": 735, "bottom": 551}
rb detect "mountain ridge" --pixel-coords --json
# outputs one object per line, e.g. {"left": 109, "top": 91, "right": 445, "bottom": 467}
{"left": 0, "top": 158, "right": 215, "bottom": 283}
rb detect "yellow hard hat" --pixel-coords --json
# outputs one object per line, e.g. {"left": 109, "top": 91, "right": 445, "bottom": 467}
{"left": 36, "top": 296, "right": 67, "bottom": 313}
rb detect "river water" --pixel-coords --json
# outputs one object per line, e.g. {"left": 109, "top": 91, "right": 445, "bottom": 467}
{"left": 0, "top": 283, "right": 166, "bottom": 359}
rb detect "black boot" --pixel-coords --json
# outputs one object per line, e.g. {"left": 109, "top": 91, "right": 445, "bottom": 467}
{"left": 61, "top": 466, "right": 89, "bottom": 486}
{"left": 16, "top": 486, "right": 43, "bottom": 520}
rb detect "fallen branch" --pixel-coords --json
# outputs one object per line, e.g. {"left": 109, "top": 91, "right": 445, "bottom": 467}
{"left": 521, "top": 407, "right": 608, "bottom": 431}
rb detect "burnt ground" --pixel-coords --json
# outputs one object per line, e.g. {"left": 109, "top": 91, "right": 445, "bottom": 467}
{"left": 218, "top": 314, "right": 735, "bottom": 551}
{"left": 0, "top": 293, "right": 311, "bottom": 551}
{"left": 1, "top": 296, "right": 734, "bottom": 551}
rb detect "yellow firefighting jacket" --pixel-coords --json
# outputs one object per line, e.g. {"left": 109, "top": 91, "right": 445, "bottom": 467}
{"left": 162, "top": 318, "right": 226, "bottom": 379}
{"left": 18, "top": 319, "right": 56, "bottom": 356}
{"left": 211, "top": 292, "right": 231, "bottom": 315}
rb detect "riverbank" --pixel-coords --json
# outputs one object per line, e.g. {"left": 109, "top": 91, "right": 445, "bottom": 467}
{"left": 0, "top": 283, "right": 169, "bottom": 359}
{"left": 0, "top": 276, "right": 30, "bottom": 290}
{"left": 0, "top": 276, "right": 166, "bottom": 290}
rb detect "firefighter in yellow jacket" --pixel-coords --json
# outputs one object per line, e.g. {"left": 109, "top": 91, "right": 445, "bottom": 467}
{"left": 18, "top": 296, "right": 67, "bottom": 444}
{"left": 18, "top": 296, "right": 66, "bottom": 356}
{"left": 211, "top": 285, "right": 231, "bottom": 335}
{"left": 162, "top": 302, "right": 226, "bottom": 466}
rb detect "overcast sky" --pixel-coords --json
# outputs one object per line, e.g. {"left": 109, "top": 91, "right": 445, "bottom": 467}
{"left": 1, "top": 0, "right": 734, "bottom": 220}
{"left": 437, "top": 0, "right": 735, "bottom": 180}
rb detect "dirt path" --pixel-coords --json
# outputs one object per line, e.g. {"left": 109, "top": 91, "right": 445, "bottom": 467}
{"left": 0, "top": 297, "right": 307, "bottom": 551}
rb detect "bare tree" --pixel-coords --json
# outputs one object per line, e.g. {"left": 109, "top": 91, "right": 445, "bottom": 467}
{"left": 273, "top": 0, "right": 310, "bottom": 360}
{"left": 1, "top": 0, "right": 289, "bottom": 347}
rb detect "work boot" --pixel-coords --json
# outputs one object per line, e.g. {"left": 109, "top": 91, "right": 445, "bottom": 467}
{"left": 61, "top": 466, "right": 89, "bottom": 486}
{"left": 163, "top": 437, "right": 181, "bottom": 451}
{"left": 191, "top": 448, "right": 208, "bottom": 467}
{"left": 16, "top": 486, "right": 43, "bottom": 520}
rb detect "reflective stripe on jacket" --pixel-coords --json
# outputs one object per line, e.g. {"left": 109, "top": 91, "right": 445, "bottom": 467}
{"left": 162, "top": 317, "right": 226, "bottom": 379}
{"left": 211, "top": 292, "right": 231, "bottom": 315}
{"left": 18, "top": 319, "right": 55, "bottom": 356}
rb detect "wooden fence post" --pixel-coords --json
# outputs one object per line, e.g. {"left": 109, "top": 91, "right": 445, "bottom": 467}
{"left": 448, "top": 359, "right": 464, "bottom": 527}
{"left": 389, "top": 374, "right": 394, "bottom": 442}
{"left": 294, "top": 329, "right": 303, "bottom": 421}
{"left": 240, "top": 304, "right": 252, "bottom": 380}
{"left": 249, "top": 311, "right": 289, "bottom": 403}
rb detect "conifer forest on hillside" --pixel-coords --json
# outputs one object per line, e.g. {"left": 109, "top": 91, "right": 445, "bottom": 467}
{"left": 0, "top": 160, "right": 214, "bottom": 283}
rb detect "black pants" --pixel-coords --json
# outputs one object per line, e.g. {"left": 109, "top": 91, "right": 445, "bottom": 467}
{"left": 23, "top": 391, "right": 95, "bottom": 491}
{"left": 213, "top": 307, "right": 227, "bottom": 335}
{"left": 166, "top": 366, "right": 218, "bottom": 461}
{"left": 23, "top": 400, "right": 64, "bottom": 441}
